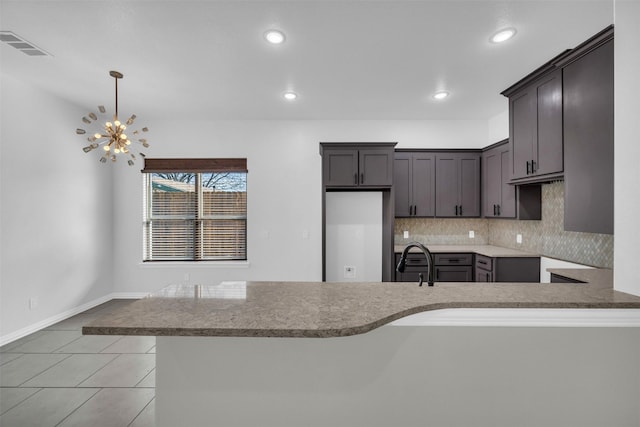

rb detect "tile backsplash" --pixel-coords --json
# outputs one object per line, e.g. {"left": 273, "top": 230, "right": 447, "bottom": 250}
{"left": 395, "top": 218, "right": 489, "bottom": 245}
{"left": 394, "top": 181, "right": 613, "bottom": 268}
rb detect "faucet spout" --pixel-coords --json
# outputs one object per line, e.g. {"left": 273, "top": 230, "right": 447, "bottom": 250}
{"left": 396, "top": 242, "right": 434, "bottom": 287}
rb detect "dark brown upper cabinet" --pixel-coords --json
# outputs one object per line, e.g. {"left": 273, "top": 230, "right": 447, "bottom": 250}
{"left": 394, "top": 151, "right": 435, "bottom": 217}
{"left": 505, "top": 68, "right": 564, "bottom": 184}
{"left": 435, "top": 152, "right": 481, "bottom": 218}
{"left": 482, "top": 140, "right": 516, "bottom": 218}
{"left": 558, "top": 27, "right": 614, "bottom": 235}
{"left": 320, "top": 143, "right": 396, "bottom": 188}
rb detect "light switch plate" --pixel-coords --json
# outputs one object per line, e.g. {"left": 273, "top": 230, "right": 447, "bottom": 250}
{"left": 516, "top": 234, "right": 523, "bottom": 244}
{"left": 403, "top": 231, "right": 409, "bottom": 239}
{"left": 469, "top": 230, "right": 475, "bottom": 239}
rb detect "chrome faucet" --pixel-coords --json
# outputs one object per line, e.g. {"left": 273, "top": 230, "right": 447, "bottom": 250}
{"left": 396, "top": 241, "right": 434, "bottom": 287}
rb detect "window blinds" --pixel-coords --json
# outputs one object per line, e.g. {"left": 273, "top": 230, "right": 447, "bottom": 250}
{"left": 142, "top": 159, "right": 247, "bottom": 261}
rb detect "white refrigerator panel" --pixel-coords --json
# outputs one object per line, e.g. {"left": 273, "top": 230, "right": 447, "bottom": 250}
{"left": 325, "top": 192, "right": 382, "bottom": 282}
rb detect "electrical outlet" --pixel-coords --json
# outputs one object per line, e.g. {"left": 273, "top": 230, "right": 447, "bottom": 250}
{"left": 469, "top": 230, "right": 475, "bottom": 239}
{"left": 184, "top": 273, "right": 190, "bottom": 281}
{"left": 344, "top": 266, "right": 356, "bottom": 279}
{"left": 29, "top": 297, "right": 38, "bottom": 310}
{"left": 403, "top": 231, "right": 409, "bottom": 239}
{"left": 302, "top": 229, "right": 309, "bottom": 239}
{"left": 516, "top": 233, "right": 523, "bottom": 244}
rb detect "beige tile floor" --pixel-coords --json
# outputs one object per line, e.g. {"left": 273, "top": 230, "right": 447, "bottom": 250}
{"left": 0, "top": 300, "right": 155, "bottom": 427}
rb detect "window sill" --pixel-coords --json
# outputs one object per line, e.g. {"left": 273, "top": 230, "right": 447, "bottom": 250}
{"left": 138, "top": 261, "right": 250, "bottom": 269}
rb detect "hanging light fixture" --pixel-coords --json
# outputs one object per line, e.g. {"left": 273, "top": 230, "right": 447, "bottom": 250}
{"left": 76, "top": 70, "right": 149, "bottom": 166}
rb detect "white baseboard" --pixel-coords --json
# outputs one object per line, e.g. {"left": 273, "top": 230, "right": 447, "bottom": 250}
{"left": 0, "top": 292, "right": 144, "bottom": 347}
{"left": 110, "top": 292, "right": 150, "bottom": 299}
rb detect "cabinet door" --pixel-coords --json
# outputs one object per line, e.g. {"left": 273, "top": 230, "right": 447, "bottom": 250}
{"left": 394, "top": 154, "right": 411, "bottom": 217}
{"left": 459, "top": 155, "right": 480, "bottom": 217}
{"left": 484, "top": 144, "right": 516, "bottom": 218}
{"left": 475, "top": 267, "right": 493, "bottom": 282}
{"left": 563, "top": 39, "right": 613, "bottom": 234}
{"left": 435, "top": 154, "right": 459, "bottom": 217}
{"left": 510, "top": 90, "right": 535, "bottom": 180}
{"left": 322, "top": 149, "right": 359, "bottom": 187}
{"left": 483, "top": 148, "right": 502, "bottom": 217}
{"left": 359, "top": 149, "right": 393, "bottom": 187}
{"left": 534, "top": 69, "right": 563, "bottom": 176}
{"left": 412, "top": 153, "right": 435, "bottom": 217}
{"left": 493, "top": 257, "right": 540, "bottom": 282}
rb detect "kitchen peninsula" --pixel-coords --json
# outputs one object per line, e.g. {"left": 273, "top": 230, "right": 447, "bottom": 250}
{"left": 84, "top": 274, "right": 640, "bottom": 427}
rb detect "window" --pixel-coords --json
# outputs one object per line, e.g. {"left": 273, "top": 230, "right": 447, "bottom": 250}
{"left": 142, "top": 158, "right": 247, "bottom": 261}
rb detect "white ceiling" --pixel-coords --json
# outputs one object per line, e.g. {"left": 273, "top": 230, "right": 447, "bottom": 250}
{"left": 0, "top": 0, "right": 613, "bottom": 121}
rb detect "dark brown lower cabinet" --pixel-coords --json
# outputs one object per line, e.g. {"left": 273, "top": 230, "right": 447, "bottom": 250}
{"left": 475, "top": 254, "right": 540, "bottom": 282}
{"left": 433, "top": 253, "right": 473, "bottom": 282}
{"left": 394, "top": 252, "right": 474, "bottom": 282}
{"left": 394, "top": 253, "right": 431, "bottom": 282}
{"left": 395, "top": 252, "right": 540, "bottom": 283}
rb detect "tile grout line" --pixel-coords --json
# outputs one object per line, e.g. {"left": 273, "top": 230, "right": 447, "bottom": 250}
{"left": 56, "top": 335, "right": 125, "bottom": 355}
{"left": 50, "top": 333, "right": 85, "bottom": 353}
{"left": 0, "top": 353, "right": 25, "bottom": 366}
{"left": 133, "top": 369, "right": 155, "bottom": 388}
{"left": 76, "top": 354, "right": 124, "bottom": 388}
{"left": 15, "top": 353, "right": 74, "bottom": 387}
{"left": 64, "top": 352, "right": 121, "bottom": 388}
{"left": 52, "top": 387, "right": 103, "bottom": 427}
{"left": 127, "top": 396, "right": 155, "bottom": 427}
{"left": 0, "top": 387, "right": 43, "bottom": 415}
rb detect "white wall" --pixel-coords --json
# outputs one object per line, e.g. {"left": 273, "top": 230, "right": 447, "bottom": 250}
{"left": 614, "top": 0, "right": 640, "bottom": 296}
{"left": 0, "top": 73, "right": 114, "bottom": 339}
{"left": 112, "top": 119, "right": 486, "bottom": 293}
{"left": 326, "top": 192, "right": 382, "bottom": 282}
{"left": 487, "top": 109, "right": 509, "bottom": 144}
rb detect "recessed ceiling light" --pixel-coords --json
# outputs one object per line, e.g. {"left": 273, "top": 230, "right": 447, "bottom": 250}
{"left": 264, "top": 30, "right": 285, "bottom": 44}
{"left": 490, "top": 27, "right": 517, "bottom": 43}
{"left": 433, "top": 91, "right": 449, "bottom": 100}
{"left": 283, "top": 91, "right": 298, "bottom": 101}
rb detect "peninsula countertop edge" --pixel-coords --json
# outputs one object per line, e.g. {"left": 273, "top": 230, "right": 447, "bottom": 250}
{"left": 83, "top": 269, "right": 640, "bottom": 338}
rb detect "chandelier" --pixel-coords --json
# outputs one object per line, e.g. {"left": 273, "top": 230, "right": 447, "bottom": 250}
{"left": 76, "top": 70, "right": 149, "bottom": 165}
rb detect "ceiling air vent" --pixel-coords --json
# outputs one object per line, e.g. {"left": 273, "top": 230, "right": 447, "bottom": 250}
{"left": 0, "top": 31, "right": 51, "bottom": 57}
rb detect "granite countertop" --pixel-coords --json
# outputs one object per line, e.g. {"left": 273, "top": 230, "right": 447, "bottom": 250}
{"left": 83, "top": 268, "right": 640, "bottom": 338}
{"left": 394, "top": 244, "right": 539, "bottom": 257}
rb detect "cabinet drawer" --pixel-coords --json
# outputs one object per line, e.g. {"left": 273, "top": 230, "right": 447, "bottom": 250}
{"left": 434, "top": 266, "right": 473, "bottom": 282}
{"left": 434, "top": 253, "right": 473, "bottom": 266}
{"left": 475, "top": 254, "right": 493, "bottom": 271}
{"left": 395, "top": 253, "right": 431, "bottom": 267}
